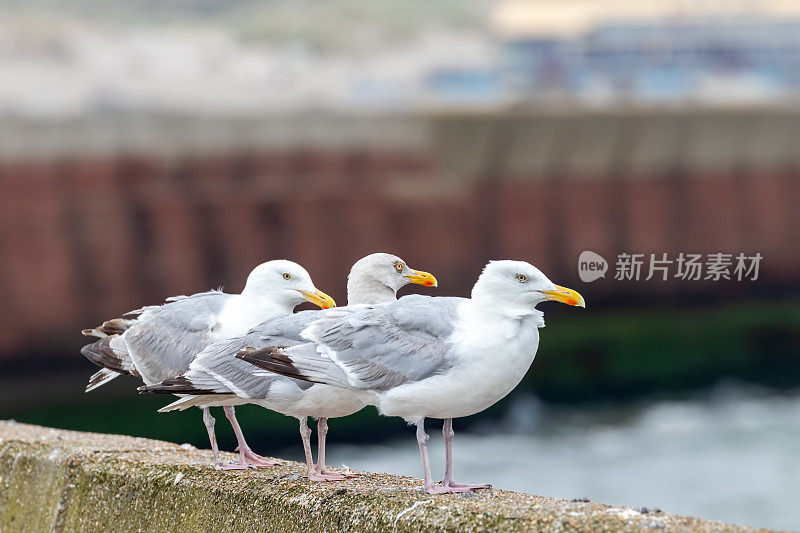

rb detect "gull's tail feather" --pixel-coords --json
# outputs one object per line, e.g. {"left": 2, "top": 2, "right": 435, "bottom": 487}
{"left": 236, "top": 344, "right": 348, "bottom": 387}
{"left": 85, "top": 368, "right": 121, "bottom": 392}
{"left": 157, "top": 395, "right": 207, "bottom": 412}
{"left": 80, "top": 336, "right": 138, "bottom": 375}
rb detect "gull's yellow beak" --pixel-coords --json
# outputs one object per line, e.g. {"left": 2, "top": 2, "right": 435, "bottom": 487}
{"left": 405, "top": 269, "right": 438, "bottom": 287}
{"left": 299, "top": 289, "right": 337, "bottom": 309}
{"left": 541, "top": 285, "right": 585, "bottom": 308}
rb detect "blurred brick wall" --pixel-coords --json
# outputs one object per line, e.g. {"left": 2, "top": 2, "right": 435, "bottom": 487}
{"left": 1, "top": 108, "right": 799, "bottom": 361}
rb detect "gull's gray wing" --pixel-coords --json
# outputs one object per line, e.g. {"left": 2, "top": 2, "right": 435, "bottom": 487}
{"left": 122, "top": 291, "right": 231, "bottom": 385}
{"left": 240, "top": 295, "right": 463, "bottom": 391}
{"left": 247, "top": 309, "right": 325, "bottom": 346}
{"left": 145, "top": 309, "right": 326, "bottom": 397}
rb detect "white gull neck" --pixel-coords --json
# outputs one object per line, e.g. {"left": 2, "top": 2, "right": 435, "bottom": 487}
{"left": 215, "top": 294, "right": 294, "bottom": 339}
{"left": 346, "top": 278, "right": 397, "bottom": 306}
{"left": 468, "top": 290, "right": 546, "bottom": 326}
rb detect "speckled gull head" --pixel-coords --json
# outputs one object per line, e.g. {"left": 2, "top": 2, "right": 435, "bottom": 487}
{"left": 346, "top": 253, "right": 438, "bottom": 304}
{"left": 241, "top": 259, "right": 336, "bottom": 309}
{"left": 471, "top": 260, "right": 585, "bottom": 318}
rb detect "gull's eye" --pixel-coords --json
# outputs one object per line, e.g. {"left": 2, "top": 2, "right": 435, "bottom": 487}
{"left": 394, "top": 261, "right": 404, "bottom": 273}
{"left": 282, "top": 273, "right": 292, "bottom": 280}
{"left": 516, "top": 273, "right": 527, "bottom": 283}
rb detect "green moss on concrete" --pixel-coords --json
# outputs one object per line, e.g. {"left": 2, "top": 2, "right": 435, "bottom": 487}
{"left": 0, "top": 421, "right": 772, "bottom": 532}
{"left": 0, "top": 442, "right": 74, "bottom": 532}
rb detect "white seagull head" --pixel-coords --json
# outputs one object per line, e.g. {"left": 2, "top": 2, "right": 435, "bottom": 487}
{"left": 472, "top": 260, "right": 585, "bottom": 316}
{"left": 241, "top": 259, "right": 336, "bottom": 309}
{"left": 348, "top": 253, "right": 437, "bottom": 302}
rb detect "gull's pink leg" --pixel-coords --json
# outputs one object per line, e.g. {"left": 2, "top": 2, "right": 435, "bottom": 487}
{"left": 417, "top": 418, "right": 488, "bottom": 494}
{"left": 202, "top": 407, "right": 222, "bottom": 467}
{"left": 299, "top": 417, "right": 337, "bottom": 482}
{"left": 415, "top": 419, "right": 442, "bottom": 494}
{"left": 215, "top": 406, "right": 250, "bottom": 470}
{"left": 442, "top": 417, "right": 454, "bottom": 484}
{"left": 224, "top": 406, "right": 280, "bottom": 467}
{"left": 202, "top": 407, "right": 246, "bottom": 471}
{"left": 314, "top": 418, "right": 355, "bottom": 480}
{"left": 440, "top": 418, "right": 490, "bottom": 491}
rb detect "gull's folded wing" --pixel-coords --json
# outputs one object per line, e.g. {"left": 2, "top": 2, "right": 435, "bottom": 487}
{"left": 239, "top": 294, "right": 463, "bottom": 391}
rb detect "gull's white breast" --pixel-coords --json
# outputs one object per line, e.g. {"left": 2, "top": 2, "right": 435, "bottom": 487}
{"left": 377, "top": 303, "right": 541, "bottom": 422}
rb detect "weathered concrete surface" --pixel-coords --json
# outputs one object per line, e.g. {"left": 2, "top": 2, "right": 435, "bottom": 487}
{"left": 0, "top": 421, "right": 772, "bottom": 532}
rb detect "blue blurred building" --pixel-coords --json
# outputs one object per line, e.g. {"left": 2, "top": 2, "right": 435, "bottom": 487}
{"left": 493, "top": 0, "right": 800, "bottom": 103}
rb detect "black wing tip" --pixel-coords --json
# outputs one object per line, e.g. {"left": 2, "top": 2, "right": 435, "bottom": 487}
{"left": 80, "top": 337, "right": 138, "bottom": 376}
{"left": 140, "top": 375, "right": 184, "bottom": 393}
{"left": 138, "top": 375, "right": 186, "bottom": 394}
{"left": 235, "top": 346, "right": 284, "bottom": 363}
{"left": 235, "top": 346, "right": 291, "bottom": 370}
{"left": 80, "top": 342, "right": 97, "bottom": 359}
{"left": 81, "top": 318, "right": 135, "bottom": 339}
{"left": 141, "top": 375, "right": 212, "bottom": 395}
{"left": 80, "top": 338, "right": 112, "bottom": 366}
{"left": 236, "top": 346, "right": 323, "bottom": 383}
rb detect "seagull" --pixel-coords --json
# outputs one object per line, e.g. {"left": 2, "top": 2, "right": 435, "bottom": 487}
{"left": 143, "top": 253, "right": 438, "bottom": 479}
{"left": 80, "top": 259, "right": 335, "bottom": 470}
{"left": 236, "top": 260, "right": 585, "bottom": 493}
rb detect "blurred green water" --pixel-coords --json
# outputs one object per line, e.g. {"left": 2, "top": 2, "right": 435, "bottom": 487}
{"left": 531, "top": 300, "right": 800, "bottom": 401}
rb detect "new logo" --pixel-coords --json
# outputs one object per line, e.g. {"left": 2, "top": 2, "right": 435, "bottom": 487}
{"left": 578, "top": 251, "right": 608, "bottom": 282}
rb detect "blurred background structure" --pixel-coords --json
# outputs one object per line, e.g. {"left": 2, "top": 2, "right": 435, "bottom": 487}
{"left": 1, "top": 1, "right": 798, "bottom": 529}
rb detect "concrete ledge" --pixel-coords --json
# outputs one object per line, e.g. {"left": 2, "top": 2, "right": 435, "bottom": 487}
{"left": 0, "top": 421, "right": 765, "bottom": 532}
